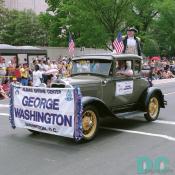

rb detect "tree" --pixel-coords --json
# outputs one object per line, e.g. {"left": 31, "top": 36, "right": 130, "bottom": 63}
{"left": 14, "top": 10, "right": 47, "bottom": 46}
{"left": 0, "top": 9, "right": 48, "bottom": 46}
{"left": 44, "top": 0, "right": 133, "bottom": 49}
{"left": 0, "top": 0, "right": 4, "bottom": 13}
{"left": 39, "top": 12, "right": 65, "bottom": 46}
{"left": 129, "top": 0, "right": 161, "bottom": 32}
{"left": 153, "top": 0, "right": 175, "bottom": 56}
{"left": 0, "top": 10, "right": 19, "bottom": 44}
{"left": 130, "top": 0, "right": 175, "bottom": 56}
{"left": 0, "top": 0, "right": 8, "bottom": 42}
{"left": 127, "top": 0, "right": 164, "bottom": 56}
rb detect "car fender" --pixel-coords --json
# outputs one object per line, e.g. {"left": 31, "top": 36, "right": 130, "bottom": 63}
{"left": 82, "top": 96, "right": 114, "bottom": 118}
{"left": 138, "top": 87, "right": 166, "bottom": 111}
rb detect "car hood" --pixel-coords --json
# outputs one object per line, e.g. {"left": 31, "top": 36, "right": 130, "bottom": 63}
{"left": 59, "top": 75, "right": 104, "bottom": 97}
{"left": 62, "top": 75, "right": 104, "bottom": 86}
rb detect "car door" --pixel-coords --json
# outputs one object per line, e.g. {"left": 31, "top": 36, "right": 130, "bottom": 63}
{"left": 110, "top": 59, "right": 135, "bottom": 111}
{"left": 130, "top": 59, "right": 148, "bottom": 104}
{"left": 102, "top": 58, "right": 147, "bottom": 111}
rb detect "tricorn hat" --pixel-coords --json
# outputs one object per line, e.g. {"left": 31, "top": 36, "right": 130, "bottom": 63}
{"left": 127, "top": 27, "right": 138, "bottom": 33}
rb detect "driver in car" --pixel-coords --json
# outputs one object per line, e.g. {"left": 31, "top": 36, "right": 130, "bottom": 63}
{"left": 116, "top": 60, "right": 133, "bottom": 76}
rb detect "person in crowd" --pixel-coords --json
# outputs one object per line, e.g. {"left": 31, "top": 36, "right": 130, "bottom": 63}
{"left": 31, "top": 60, "right": 38, "bottom": 71}
{"left": 116, "top": 60, "right": 133, "bottom": 76}
{"left": 2, "top": 79, "right": 10, "bottom": 96}
{"left": 6, "top": 60, "right": 15, "bottom": 78}
{"left": 46, "top": 74, "right": 53, "bottom": 87}
{"left": 42, "top": 60, "right": 49, "bottom": 71}
{"left": 38, "top": 59, "right": 45, "bottom": 72}
{"left": 0, "top": 84, "right": 8, "bottom": 99}
{"left": 42, "top": 60, "right": 51, "bottom": 84}
{"left": 50, "top": 60, "right": 58, "bottom": 69}
{"left": 20, "top": 63, "right": 29, "bottom": 86}
{"left": 163, "top": 66, "right": 175, "bottom": 78}
{"left": 14, "top": 65, "right": 21, "bottom": 82}
{"left": 12, "top": 77, "right": 20, "bottom": 85}
{"left": 12, "top": 56, "right": 17, "bottom": 67}
{"left": 0, "top": 57, "right": 7, "bottom": 84}
{"left": 123, "top": 27, "right": 142, "bottom": 56}
{"left": 32, "top": 65, "right": 43, "bottom": 87}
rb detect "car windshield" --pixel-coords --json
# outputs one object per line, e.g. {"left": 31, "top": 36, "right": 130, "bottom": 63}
{"left": 71, "top": 59, "right": 112, "bottom": 76}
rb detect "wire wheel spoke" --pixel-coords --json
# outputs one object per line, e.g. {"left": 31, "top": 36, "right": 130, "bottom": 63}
{"left": 149, "top": 97, "right": 159, "bottom": 118}
{"left": 82, "top": 110, "right": 97, "bottom": 139}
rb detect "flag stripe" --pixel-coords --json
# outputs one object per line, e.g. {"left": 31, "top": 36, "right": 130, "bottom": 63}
{"left": 68, "top": 37, "right": 75, "bottom": 55}
{"left": 113, "top": 32, "right": 124, "bottom": 54}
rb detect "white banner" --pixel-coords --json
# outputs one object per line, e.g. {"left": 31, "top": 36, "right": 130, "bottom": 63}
{"left": 115, "top": 81, "right": 133, "bottom": 96}
{"left": 9, "top": 85, "right": 82, "bottom": 139}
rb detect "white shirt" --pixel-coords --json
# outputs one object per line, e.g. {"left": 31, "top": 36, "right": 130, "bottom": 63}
{"left": 50, "top": 63, "right": 57, "bottom": 69}
{"left": 127, "top": 37, "right": 136, "bottom": 46}
{"left": 117, "top": 67, "right": 133, "bottom": 76}
{"left": 38, "top": 64, "right": 45, "bottom": 72}
{"left": 0, "top": 63, "right": 6, "bottom": 76}
{"left": 43, "top": 64, "right": 49, "bottom": 71}
{"left": 126, "top": 37, "right": 138, "bottom": 55}
{"left": 32, "top": 70, "right": 42, "bottom": 87}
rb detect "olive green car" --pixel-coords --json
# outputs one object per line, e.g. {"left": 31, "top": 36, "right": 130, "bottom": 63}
{"left": 52, "top": 54, "right": 166, "bottom": 141}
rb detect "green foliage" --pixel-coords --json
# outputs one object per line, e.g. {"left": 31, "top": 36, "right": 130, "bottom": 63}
{"left": 0, "top": 0, "right": 7, "bottom": 41}
{"left": 41, "top": 0, "right": 133, "bottom": 49}
{"left": 128, "top": 0, "right": 161, "bottom": 56}
{"left": 1, "top": 0, "right": 175, "bottom": 56}
{"left": 127, "top": 0, "right": 175, "bottom": 56}
{"left": 129, "top": 0, "right": 161, "bottom": 31}
{"left": 0, "top": 9, "right": 48, "bottom": 46}
{"left": 153, "top": 0, "right": 175, "bottom": 56}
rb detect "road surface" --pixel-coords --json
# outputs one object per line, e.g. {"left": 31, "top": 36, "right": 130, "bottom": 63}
{"left": 0, "top": 81, "right": 175, "bottom": 175}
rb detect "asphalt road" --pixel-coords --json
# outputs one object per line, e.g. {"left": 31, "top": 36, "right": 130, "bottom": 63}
{"left": 0, "top": 82, "right": 175, "bottom": 175}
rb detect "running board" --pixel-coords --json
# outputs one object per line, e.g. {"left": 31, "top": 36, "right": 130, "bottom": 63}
{"left": 114, "top": 111, "right": 146, "bottom": 119}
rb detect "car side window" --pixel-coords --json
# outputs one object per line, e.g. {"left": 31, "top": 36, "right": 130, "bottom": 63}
{"left": 133, "top": 60, "right": 141, "bottom": 75}
{"left": 115, "top": 60, "right": 133, "bottom": 77}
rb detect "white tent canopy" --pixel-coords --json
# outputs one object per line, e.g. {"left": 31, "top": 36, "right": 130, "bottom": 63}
{"left": 0, "top": 44, "right": 47, "bottom": 55}
{"left": 0, "top": 44, "right": 47, "bottom": 65}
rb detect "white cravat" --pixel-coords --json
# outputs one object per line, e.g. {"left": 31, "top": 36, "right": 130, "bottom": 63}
{"left": 126, "top": 37, "right": 138, "bottom": 54}
{"left": 127, "top": 37, "right": 136, "bottom": 46}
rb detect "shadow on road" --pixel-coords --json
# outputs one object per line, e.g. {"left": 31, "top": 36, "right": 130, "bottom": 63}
{"left": 7, "top": 116, "right": 152, "bottom": 149}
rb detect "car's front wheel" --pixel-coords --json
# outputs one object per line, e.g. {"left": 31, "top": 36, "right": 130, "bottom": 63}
{"left": 145, "top": 95, "right": 160, "bottom": 121}
{"left": 82, "top": 105, "right": 99, "bottom": 141}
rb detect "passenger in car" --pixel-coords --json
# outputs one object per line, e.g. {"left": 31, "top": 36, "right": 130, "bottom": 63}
{"left": 116, "top": 60, "right": 133, "bottom": 76}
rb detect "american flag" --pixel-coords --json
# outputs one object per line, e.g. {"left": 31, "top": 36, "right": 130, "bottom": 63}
{"left": 68, "top": 34, "right": 75, "bottom": 55}
{"left": 113, "top": 32, "right": 124, "bottom": 54}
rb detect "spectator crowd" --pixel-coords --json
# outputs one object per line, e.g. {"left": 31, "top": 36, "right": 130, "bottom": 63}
{"left": 142, "top": 56, "right": 175, "bottom": 80}
{"left": 0, "top": 55, "right": 175, "bottom": 99}
{"left": 0, "top": 56, "right": 72, "bottom": 99}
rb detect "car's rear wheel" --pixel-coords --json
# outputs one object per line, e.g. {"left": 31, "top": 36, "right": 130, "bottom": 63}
{"left": 145, "top": 95, "right": 160, "bottom": 121}
{"left": 82, "top": 105, "right": 99, "bottom": 141}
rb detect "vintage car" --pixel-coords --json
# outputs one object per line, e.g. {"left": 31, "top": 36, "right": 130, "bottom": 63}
{"left": 51, "top": 54, "right": 166, "bottom": 141}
